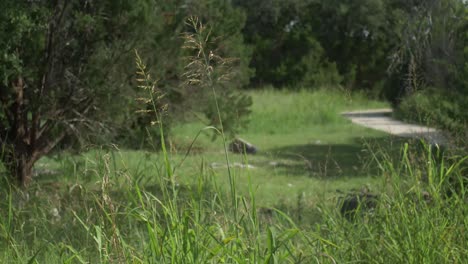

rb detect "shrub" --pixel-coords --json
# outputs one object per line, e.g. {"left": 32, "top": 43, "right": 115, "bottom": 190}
{"left": 395, "top": 88, "right": 468, "bottom": 141}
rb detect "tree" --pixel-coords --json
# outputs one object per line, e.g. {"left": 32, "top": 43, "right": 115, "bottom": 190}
{"left": 385, "top": 0, "right": 467, "bottom": 101}
{"left": 121, "top": 0, "right": 253, "bottom": 147}
{"left": 0, "top": 0, "right": 254, "bottom": 186}
{"left": 233, "top": 0, "right": 341, "bottom": 88}
{"left": 0, "top": 0, "right": 155, "bottom": 186}
{"left": 304, "top": 0, "right": 397, "bottom": 91}
{"left": 391, "top": 0, "right": 468, "bottom": 139}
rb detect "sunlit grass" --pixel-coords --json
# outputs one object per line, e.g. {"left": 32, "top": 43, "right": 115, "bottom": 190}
{"left": 39, "top": 89, "right": 392, "bottom": 207}
{"left": 1, "top": 89, "right": 466, "bottom": 263}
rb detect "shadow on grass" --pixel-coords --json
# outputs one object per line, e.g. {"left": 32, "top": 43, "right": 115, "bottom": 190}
{"left": 260, "top": 136, "right": 408, "bottom": 178}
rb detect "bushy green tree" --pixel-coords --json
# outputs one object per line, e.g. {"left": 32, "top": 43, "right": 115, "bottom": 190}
{"left": 123, "top": 0, "right": 253, "bottom": 146}
{"left": 0, "top": 0, "right": 159, "bottom": 186}
{"left": 0, "top": 0, "right": 254, "bottom": 186}
{"left": 386, "top": 0, "right": 467, "bottom": 97}
{"left": 233, "top": 0, "right": 340, "bottom": 88}
{"left": 234, "top": 0, "right": 397, "bottom": 89}
{"left": 393, "top": 0, "right": 468, "bottom": 138}
{"left": 305, "top": 0, "right": 396, "bottom": 91}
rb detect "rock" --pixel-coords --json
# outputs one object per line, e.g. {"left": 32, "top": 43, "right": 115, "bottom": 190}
{"left": 338, "top": 188, "right": 378, "bottom": 220}
{"left": 229, "top": 138, "right": 258, "bottom": 154}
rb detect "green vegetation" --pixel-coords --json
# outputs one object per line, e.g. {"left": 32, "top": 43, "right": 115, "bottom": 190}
{"left": 395, "top": 89, "right": 468, "bottom": 137}
{"left": 1, "top": 0, "right": 467, "bottom": 263}
{"left": 0, "top": 1, "right": 252, "bottom": 185}
{"left": 389, "top": 0, "right": 468, "bottom": 138}
{"left": 1, "top": 0, "right": 467, "bottom": 185}
{"left": 1, "top": 90, "right": 467, "bottom": 263}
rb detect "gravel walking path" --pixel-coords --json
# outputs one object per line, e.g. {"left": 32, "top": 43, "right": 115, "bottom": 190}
{"left": 342, "top": 109, "right": 447, "bottom": 146}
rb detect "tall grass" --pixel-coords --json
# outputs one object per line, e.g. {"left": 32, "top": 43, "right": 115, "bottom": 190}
{"left": 1, "top": 134, "right": 466, "bottom": 263}
{"left": 317, "top": 143, "right": 468, "bottom": 263}
{"left": 0, "top": 18, "right": 466, "bottom": 264}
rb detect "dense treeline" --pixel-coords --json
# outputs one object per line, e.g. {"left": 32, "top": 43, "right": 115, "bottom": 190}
{"left": 235, "top": 0, "right": 467, "bottom": 97}
{"left": 234, "top": 0, "right": 467, "bottom": 134}
{"left": 0, "top": 0, "right": 466, "bottom": 185}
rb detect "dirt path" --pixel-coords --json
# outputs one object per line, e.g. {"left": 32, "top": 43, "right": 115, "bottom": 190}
{"left": 342, "top": 109, "right": 447, "bottom": 146}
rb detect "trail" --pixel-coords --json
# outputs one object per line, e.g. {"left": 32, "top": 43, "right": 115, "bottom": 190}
{"left": 342, "top": 109, "right": 447, "bottom": 146}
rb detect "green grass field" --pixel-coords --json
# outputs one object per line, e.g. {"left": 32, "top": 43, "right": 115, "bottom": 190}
{"left": 1, "top": 89, "right": 467, "bottom": 263}
{"left": 38, "top": 89, "right": 391, "bottom": 208}
{"left": 167, "top": 89, "right": 393, "bottom": 206}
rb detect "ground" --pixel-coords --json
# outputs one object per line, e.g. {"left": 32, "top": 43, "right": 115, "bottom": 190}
{"left": 37, "top": 89, "right": 398, "bottom": 212}
{"left": 342, "top": 108, "right": 447, "bottom": 145}
{"left": 3, "top": 89, "right": 466, "bottom": 263}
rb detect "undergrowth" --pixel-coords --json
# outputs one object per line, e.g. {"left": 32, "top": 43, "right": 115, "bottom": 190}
{"left": 395, "top": 88, "right": 468, "bottom": 149}
{"left": 0, "top": 17, "right": 466, "bottom": 264}
{"left": 0, "top": 137, "right": 466, "bottom": 263}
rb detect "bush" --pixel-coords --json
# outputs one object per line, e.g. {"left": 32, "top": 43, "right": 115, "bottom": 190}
{"left": 395, "top": 89, "right": 468, "bottom": 138}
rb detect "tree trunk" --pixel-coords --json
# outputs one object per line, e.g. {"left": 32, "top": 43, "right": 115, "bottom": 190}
{"left": 4, "top": 150, "right": 35, "bottom": 187}
{"left": 2, "top": 131, "right": 67, "bottom": 187}
{"left": 15, "top": 156, "right": 35, "bottom": 187}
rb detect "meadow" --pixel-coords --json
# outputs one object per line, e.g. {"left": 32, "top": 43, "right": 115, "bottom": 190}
{"left": 1, "top": 89, "right": 467, "bottom": 263}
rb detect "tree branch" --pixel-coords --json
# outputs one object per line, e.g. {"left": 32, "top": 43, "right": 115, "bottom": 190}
{"left": 40, "top": 1, "right": 71, "bottom": 97}
{"left": 32, "top": 129, "right": 67, "bottom": 163}
{"left": 12, "top": 76, "right": 26, "bottom": 140}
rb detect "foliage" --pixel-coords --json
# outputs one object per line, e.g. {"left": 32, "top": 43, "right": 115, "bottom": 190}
{"left": 0, "top": 0, "right": 161, "bottom": 185}
{"left": 0, "top": 0, "right": 466, "bottom": 261}
{"left": 2, "top": 87, "right": 465, "bottom": 262}
{"left": 395, "top": 89, "right": 468, "bottom": 141}
{"left": 233, "top": 0, "right": 467, "bottom": 120}
{"left": 322, "top": 143, "right": 468, "bottom": 263}
{"left": 181, "top": 17, "right": 252, "bottom": 139}
{"left": 391, "top": 0, "right": 467, "bottom": 142}
{"left": 385, "top": 0, "right": 467, "bottom": 102}
{"left": 0, "top": 128, "right": 466, "bottom": 262}
{"left": 233, "top": 0, "right": 341, "bottom": 88}
{"left": 187, "top": 0, "right": 253, "bottom": 88}
{"left": 460, "top": 4, "right": 468, "bottom": 91}
{"left": 0, "top": 1, "right": 254, "bottom": 184}
{"left": 117, "top": 0, "right": 253, "bottom": 147}
{"left": 306, "top": 0, "right": 393, "bottom": 91}
{"left": 233, "top": 0, "right": 404, "bottom": 90}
